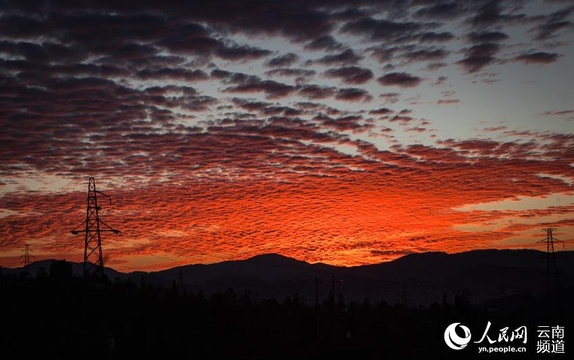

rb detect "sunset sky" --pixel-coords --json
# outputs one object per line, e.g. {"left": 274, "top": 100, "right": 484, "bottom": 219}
{"left": 1, "top": 0, "right": 573, "bottom": 272}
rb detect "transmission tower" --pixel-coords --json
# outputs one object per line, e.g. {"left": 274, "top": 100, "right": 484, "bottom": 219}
{"left": 71, "top": 177, "right": 121, "bottom": 277}
{"left": 22, "top": 244, "right": 32, "bottom": 267}
{"left": 537, "top": 228, "right": 564, "bottom": 299}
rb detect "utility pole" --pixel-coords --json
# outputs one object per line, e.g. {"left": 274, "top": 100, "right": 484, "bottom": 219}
{"left": 401, "top": 282, "right": 408, "bottom": 308}
{"left": 331, "top": 275, "right": 336, "bottom": 308}
{"left": 329, "top": 275, "right": 344, "bottom": 347}
{"left": 315, "top": 276, "right": 319, "bottom": 307}
{"left": 314, "top": 276, "right": 320, "bottom": 346}
{"left": 71, "top": 177, "right": 121, "bottom": 277}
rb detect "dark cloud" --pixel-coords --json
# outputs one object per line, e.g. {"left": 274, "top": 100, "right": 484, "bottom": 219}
{"left": 335, "top": 88, "right": 372, "bottom": 102}
{"left": 377, "top": 72, "right": 423, "bottom": 87}
{"left": 0, "top": 14, "right": 49, "bottom": 38}
{"left": 418, "top": 31, "right": 456, "bottom": 43}
{"left": 160, "top": 36, "right": 224, "bottom": 56}
{"left": 367, "top": 46, "right": 401, "bottom": 63}
{"left": 297, "top": 85, "right": 337, "bottom": 100}
{"left": 514, "top": 52, "right": 560, "bottom": 64}
{"left": 47, "top": 1, "right": 333, "bottom": 43}
{"left": 469, "top": 1, "right": 505, "bottom": 27}
{"left": 314, "top": 48, "right": 363, "bottom": 65}
{"left": 265, "top": 68, "right": 316, "bottom": 79}
{"left": 406, "top": 126, "right": 428, "bottom": 133}
{"left": 136, "top": 68, "right": 209, "bottom": 82}
{"left": 324, "top": 66, "right": 374, "bottom": 84}
{"left": 224, "top": 5, "right": 334, "bottom": 42}
{"left": 341, "top": 17, "right": 425, "bottom": 42}
{"left": 484, "top": 125, "right": 506, "bottom": 132}
{"left": 436, "top": 137, "right": 569, "bottom": 162}
{"left": 211, "top": 69, "right": 298, "bottom": 99}
{"left": 304, "top": 35, "right": 344, "bottom": 51}
{"left": 537, "top": 109, "right": 574, "bottom": 116}
{"left": 232, "top": 98, "right": 302, "bottom": 117}
{"left": 469, "top": 0, "right": 528, "bottom": 28}
{"left": 210, "top": 69, "right": 256, "bottom": 84}
{"left": 426, "top": 62, "right": 448, "bottom": 71}
{"left": 144, "top": 85, "right": 198, "bottom": 97}
{"left": 413, "top": 2, "right": 465, "bottom": 20}
{"left": 182, "top": 95, "right": 219, "bottom": 112}
{"left": 216, "top": 44, "right": 272, "bottom": 61}
{"left": 369, "top": 107, "right": 394, "bottom": 115}
{"left": 379, "top": 92, "right": 400, "bottom": 103}
{"left": 532, "top": 6, "right": 573, "bottom": 40}
{"left": 437, "top": 99, "right": 460, "bottom": 105}
{"left": 403, "top": 48, "right": 450, "bottom": 62}
{"left": 315, "top": 115, "right": 372, "bottom": 132}
{"left": 98, "top": 43, "right": 162, "bottom": 66}
{"left": 457, "top": 43, "right": 501, "bottom": 73}
{"left": 0, "top": 75, "right": 194, "bottom": 173}
{"left": 389, "top": 114, "right": 414, "bottom": 124}
{"left": 154, "top": 22, "right": 215, "bottom": 55}
{"left": 370, "top": 44, "right": 449, "bottom": 64}
{"left": 41, "top": 12, "right": 170, "bottom": 54}
{"left": 468, "top": 30, "right": 509, "bottom": 43}
{"left": 223, "top": 80, "right": 295, "bottom": 99}
{"left": 434, "top": 76, "right": 448, "bottom": 85}
{"left": 266, "top": 53, "right": 299, "bottom": 67}
{"left": 0, "top": 40, "right": 89, "bottom": 65}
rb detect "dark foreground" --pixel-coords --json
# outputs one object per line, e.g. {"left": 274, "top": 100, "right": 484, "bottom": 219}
{"left": 2, "top": 261, "right": 572, "bottom": 360}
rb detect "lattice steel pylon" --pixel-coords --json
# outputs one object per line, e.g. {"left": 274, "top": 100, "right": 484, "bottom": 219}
{"left": 538, "top": 228, "right": 564, "bottom": 299}
{"left": 22, "top": 244, "right": 32, "bottom": 267}
{"left": 71, "top": 177, "right": 121, "bottom": 277}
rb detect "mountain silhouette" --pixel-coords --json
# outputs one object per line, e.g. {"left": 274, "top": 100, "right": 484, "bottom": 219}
{"left": 5, "top": 249, "right": 573, "bottom": 307}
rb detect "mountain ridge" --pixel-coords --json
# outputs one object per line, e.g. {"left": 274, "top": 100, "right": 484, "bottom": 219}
{"left": 4, "top": 248, "right": 568, "bottom": 277}
{"left": 5, "top": 249, "right": 573, "bottom": 307}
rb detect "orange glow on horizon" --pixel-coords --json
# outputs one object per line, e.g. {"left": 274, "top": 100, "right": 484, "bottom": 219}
{"left": 1, "top": 167, "right": 572, "bottom": 273}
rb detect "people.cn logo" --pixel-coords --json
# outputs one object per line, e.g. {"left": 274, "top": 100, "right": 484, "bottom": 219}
{"left": 444, "top": 322, "right": 472, "bottom": 350}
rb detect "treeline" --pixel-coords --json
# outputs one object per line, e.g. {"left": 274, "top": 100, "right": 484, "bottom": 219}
{"left": 1, "top": 260, "right": 571, "bottom": 360}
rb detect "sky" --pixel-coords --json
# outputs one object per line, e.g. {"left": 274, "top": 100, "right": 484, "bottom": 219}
{"left": 0, "top": 0, "right": 573, "bottom": 273}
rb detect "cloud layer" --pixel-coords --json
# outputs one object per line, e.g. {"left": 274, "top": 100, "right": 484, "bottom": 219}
{"left": 0, "top": 0, "right": 573, "bottom": 271}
